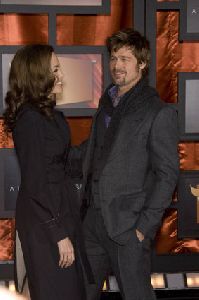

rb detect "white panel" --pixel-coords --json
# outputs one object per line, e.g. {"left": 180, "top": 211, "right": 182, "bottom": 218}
{"left": 2, "top": 53, "right": 102, "bottom": 110}
{"left": 56, "top": 55, "right": 93, "bottom": 106}
{"left": 2, "top": 54, "right": 14, "bottom": 109}
{"left": 185, "top": 79, "right": 199, "bottom": 133}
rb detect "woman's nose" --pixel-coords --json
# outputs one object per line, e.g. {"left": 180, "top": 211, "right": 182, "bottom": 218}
{"left": 59, "top": 69, "right": 63, "bottom": 81}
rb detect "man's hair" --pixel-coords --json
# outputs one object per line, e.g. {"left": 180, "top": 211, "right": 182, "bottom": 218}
{"left": 106, "top": 28, "right": 150, "bottom": 76}
{"left": 3, "top": 44, "right": 55, "bottom": 131}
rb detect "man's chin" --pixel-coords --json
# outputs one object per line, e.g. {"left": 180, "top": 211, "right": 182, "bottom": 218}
{"left": 112, "top": 79, "right": 125, "bottom": 86}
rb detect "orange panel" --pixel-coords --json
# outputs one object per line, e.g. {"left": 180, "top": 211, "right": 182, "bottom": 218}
{"left": 0, "top": 119, "right": 13, "bottom": 148}
{"left": 0, "top": 14, "right": 48, "bottom": 45}
{"left": 156, "top": 209, "right": 199, "bottom": 254}
{"left": 56, "top": 0, "right": 132, "bottom": 45}
{"left": 157, "top": 11, "right": 199, "bottom": 103}
{"left": 156, "top": 209, "right": 178, "bottom": 254}
{"left": 67, "top": 117, "right": 92, "bottom": 145}
{"left": 179, "top": 142, "right": 199, "bottom": 170}
{"left": 0, "top": 219, "right": 15, "bottom": 260}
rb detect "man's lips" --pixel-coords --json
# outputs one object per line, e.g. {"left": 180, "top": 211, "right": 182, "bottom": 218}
{"left": 113, "top": 70, "right": 126, "bottom": 77}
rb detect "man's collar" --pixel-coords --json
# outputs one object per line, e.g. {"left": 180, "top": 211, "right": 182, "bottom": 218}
{"left": 108, "top": 85, "right": 119, "bottom": 99}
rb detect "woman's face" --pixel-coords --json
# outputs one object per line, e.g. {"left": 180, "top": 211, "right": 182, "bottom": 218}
{"left": 51, "top": 52, "right": 63, "bottom": 94}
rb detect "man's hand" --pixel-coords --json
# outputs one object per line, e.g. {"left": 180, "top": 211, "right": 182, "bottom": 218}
{"left": 57, "top": 237, "right": 75, "bottom": 268}
{"left": 136, "top": 229, "right": 144, "bottom": 242}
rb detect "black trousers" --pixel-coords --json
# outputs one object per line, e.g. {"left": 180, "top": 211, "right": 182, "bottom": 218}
{"left": 83, "top": 207, "right": 156, "bottom": 300}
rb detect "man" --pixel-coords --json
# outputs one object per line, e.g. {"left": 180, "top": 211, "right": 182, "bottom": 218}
{"left": 81, "top": 29, "right": 179, "bottom": 300}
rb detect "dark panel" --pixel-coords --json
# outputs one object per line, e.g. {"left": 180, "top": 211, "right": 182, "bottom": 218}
{"left": 0, "top": 149, "right": 20, "bottom": 218}
{"left": 180, "top": 0, "right": 199, "bottom": 40}
{"left": 178, "top": 171, "right": 199, "bottom": 239}
{"left": 178, "top": 72, "right": 199, "bottom": 141}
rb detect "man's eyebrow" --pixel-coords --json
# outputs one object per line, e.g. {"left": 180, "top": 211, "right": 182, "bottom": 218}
{"left": 119, "top": 55, "right": 132, "bottom": 59}
{"left": 110, "top": 55, "right": 131, "bottom": 58}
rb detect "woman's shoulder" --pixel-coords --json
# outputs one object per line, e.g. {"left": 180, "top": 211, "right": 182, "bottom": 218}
{"left": 54, "top": 108, "right": 65, "bottom": 119}
{"left": 17, "top": 104, "right": 43, "bottom": 120}
{"left": 15, "top": 104, "right": 45, "bottom": 131}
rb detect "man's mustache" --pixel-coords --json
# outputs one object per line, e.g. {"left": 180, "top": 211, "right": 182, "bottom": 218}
{"left": 112, "top": 69, "right": 125, "bottom": 73}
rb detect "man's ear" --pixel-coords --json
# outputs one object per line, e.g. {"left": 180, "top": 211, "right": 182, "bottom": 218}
{"left": 139, "top": 62, "right": 146, "bottom": 70}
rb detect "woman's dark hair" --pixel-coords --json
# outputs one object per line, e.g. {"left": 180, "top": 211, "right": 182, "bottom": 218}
{"left": 3, "top": 44, "right": 55, "bottom": 132}
{"left": 106, "top": 28, "right": 150, "bottom": 76}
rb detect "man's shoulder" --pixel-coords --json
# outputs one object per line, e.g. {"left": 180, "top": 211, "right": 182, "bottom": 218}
{"left": 141, "top": 85, "right": 178, "bottom": 121}
{"left": 142, "top": 85, "right": 160, "bottom": 100}
{"left": 143, "top": 85, "right": 166, "bottom": 108}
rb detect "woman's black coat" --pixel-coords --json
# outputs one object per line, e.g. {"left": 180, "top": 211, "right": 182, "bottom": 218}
{"left": 13, "top": 104, "right": 85, "bottom": 300}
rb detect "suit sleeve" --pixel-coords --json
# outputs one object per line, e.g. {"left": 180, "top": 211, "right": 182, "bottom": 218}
{"left": 15, "top": 111, "right": 68, "bottom": 243}
{"left": 136, "top": 105, "right": 179, "bottom": 238}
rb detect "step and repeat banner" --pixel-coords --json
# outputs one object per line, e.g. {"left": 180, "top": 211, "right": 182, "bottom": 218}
{"left": 0, "top": 0, "right": 199, "bottom": 278}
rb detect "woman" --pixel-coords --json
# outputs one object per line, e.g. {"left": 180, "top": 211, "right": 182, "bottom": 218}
{"left": 3, "top": 45, "right": 86, "bottom": 300}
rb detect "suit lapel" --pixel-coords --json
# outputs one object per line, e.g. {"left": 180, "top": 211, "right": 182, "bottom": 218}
{"left": 99, "top": 106, "right": 123, "bottom": 174}
{"left": 82, "top": 77, "right": 159, "bottom": 191}
{"left": 81, "top": 107, "right": 102, "bottom": 194}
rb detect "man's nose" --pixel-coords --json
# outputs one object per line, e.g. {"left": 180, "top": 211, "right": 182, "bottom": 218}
{"left": 114, "top": 59, "right": 122, "bottom": 69}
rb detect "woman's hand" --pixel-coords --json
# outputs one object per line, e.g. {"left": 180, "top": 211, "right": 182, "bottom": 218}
{"left": 57, "top": 237, "right": 75, "bottom": 268}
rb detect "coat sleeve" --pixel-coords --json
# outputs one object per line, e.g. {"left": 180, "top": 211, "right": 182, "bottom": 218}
{"left": 15, "top": 110, "right": 68, "bottom": 243}
{"left": 136, "top": 105, "right": 179, "bottom": 238}
{"left": 66, "top": 140, "right": 88, "bottom": 178}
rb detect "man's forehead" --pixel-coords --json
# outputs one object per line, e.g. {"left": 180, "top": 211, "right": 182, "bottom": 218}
{"left": 111, "top": 46, "right": 134, "bottom": 57}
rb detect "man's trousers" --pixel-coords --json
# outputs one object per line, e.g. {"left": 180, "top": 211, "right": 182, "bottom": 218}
{"left": 83, "top": 207, "right": 156, "bottom": 300}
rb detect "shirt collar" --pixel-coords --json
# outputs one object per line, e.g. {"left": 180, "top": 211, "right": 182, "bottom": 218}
{"left": 108, "top": 85, "right": 123, "bottom": 107}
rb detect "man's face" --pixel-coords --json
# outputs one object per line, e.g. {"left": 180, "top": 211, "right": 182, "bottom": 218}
{"left": 109, "top": 46, "right": 145, "bottom": 94}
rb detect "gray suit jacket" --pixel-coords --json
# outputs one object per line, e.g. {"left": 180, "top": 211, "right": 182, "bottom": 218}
{"left": 76, "top": 78, "right": 179, "bottom": 245}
